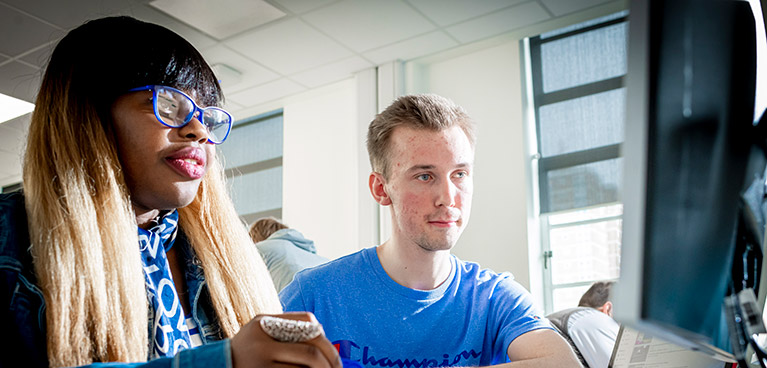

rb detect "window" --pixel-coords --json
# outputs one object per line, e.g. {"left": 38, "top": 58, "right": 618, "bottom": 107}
{"left": 526, "top": 11, "right": 628, "bottom": 314}
{"left": 219, "top": 109, "right": 283, "bottom": 224}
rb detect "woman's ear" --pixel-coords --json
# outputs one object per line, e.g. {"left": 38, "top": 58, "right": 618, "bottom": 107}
{"left": 369, "top": 172, "right": 391, "bottom": 206}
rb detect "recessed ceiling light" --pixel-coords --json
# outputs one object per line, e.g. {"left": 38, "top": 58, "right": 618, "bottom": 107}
{"left": 0, "top": 93, "right": 34, "bottom": 124}
{"left": 149, "top": 0, "right": 286, "bottom": 40}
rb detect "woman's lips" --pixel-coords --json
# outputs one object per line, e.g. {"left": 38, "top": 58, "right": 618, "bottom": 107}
{"left": 165, "top": 147, "right": 206, "bottom": 179}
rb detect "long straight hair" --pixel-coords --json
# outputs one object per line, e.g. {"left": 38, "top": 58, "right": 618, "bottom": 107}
{"left": 23, "top": 17, "right": 280, "bottom": 367}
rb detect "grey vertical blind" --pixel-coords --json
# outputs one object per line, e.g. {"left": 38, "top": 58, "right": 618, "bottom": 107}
{"left": 530, "top": 11, "right": 628, "bottom": 213}
{"left": 218, "top": 109, "right": 284, "bottom": 223}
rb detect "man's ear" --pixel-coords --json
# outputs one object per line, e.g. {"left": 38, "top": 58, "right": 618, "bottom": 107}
{"left": 597, "top": 301, "right": 613, "bottom": 317}
{"left": 369, "top": 172, "right": 392, "bottom": 206}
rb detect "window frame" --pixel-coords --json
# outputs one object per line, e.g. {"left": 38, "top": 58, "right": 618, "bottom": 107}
{"left": 526, "top": 14, "right": 628, "bottom": 314}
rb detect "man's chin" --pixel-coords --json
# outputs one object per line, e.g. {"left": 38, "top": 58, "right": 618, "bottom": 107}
{"left": 417, "top": 238, "right": 458, "bottom": 252}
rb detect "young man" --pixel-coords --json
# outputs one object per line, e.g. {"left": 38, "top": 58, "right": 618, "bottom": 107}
{"left": 547, "top": 282, "right": 620, "bottom": 368}
{"left": 280, "top": 94, "right": 580, "bottom": 367}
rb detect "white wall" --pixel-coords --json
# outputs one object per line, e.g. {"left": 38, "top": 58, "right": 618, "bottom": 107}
{"left": 405, "top": 43, "right": 533, "bottom": 289}
{"left": 282, "top": 79, "right": 363, "bottom": 260}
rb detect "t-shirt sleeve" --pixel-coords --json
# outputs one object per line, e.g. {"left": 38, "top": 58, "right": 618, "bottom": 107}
{"left": 279, "top": 273, "right": 309, "bottom": 312}
{"left": 488, "top": 277, "right": 552, "bottom": 361}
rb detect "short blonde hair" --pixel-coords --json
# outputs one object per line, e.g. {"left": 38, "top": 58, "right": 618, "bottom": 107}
{"left": 366, "top": 94, "right": 476, "bottom": 178}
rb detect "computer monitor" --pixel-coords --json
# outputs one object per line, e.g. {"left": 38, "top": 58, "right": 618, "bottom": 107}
{"left": 614, "top": 0, "right": 764, "bottom": 362}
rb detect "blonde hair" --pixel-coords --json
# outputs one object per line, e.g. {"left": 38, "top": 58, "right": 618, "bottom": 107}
{"left": 23, "top": 16, "right": 281, "bottom": 367}
{"left": 367, "top": 94, "right": 476, "bottom": 178}
{"left": 248, "top": 217, "right": 288, "bottom": 243}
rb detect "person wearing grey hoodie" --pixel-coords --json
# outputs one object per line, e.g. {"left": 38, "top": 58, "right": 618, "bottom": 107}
{"left": 249, "top": 217, "right": 329, "bottom": 292}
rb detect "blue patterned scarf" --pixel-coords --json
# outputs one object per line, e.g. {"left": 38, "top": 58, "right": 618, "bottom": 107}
{"left": 137, "top": 210, "right": 193, "bottom": 358}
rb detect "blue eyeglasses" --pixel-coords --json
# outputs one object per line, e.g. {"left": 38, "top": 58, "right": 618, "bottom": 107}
{"left": 129, "top": 85, "right": 233, "bottom": 144}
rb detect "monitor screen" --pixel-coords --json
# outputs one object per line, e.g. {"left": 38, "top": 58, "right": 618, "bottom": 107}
{"left": 614, "top": 0, "right": 762, "bottom": 361}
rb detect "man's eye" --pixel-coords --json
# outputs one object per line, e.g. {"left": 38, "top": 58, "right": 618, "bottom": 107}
{"left": 454, "top": 171, "right": 467, "bottom": 178}
{"left": 417, "top": 174, "right": 431, "bottom": 181}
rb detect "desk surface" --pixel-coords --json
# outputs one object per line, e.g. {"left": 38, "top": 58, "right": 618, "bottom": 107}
{"left": 609, "top": 326, "right": 732, "bottom": 368}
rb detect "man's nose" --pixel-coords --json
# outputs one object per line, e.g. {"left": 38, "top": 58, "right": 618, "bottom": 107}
{"left": 435, "top": 178, "right": 457, "bottom": 208}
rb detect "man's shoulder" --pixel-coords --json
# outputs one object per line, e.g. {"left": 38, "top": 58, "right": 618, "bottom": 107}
{"left": 292, "top": 247, "right": 370, "bottom": 283}
{"left": 448, "top": 255, "right": 540, "bottom": 315}
{"left": 547, "top": 307, "right": 592, "bottom": 320}
{"left": 279, "top": 247, "right": 372, "bottom": 306}
{"left": 452, "top": 255, "right": 516, "bottom": 288}
{"left": 568, "top": 307, "right": 618, "bottom": 328}
{"left": 546, "top": 307, "right": 591, "bottom": 330}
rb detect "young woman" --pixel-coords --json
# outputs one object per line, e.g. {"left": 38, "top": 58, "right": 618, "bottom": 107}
{"left": 0, "top": 16, "right": 340, "bottom": 368}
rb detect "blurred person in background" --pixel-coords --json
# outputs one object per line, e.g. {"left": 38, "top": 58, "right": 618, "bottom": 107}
{"left": 249, "top": 217, "right": 328, "bottom": 292}
{"left": 547, "top": 281, "right": 620, "bottom": 368}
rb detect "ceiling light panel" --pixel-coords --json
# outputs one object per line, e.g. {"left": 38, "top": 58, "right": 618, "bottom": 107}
{"left": 0, "top": 93, "right": 34, "bottom": 125}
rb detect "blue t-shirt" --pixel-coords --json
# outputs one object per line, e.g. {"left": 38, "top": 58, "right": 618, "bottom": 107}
{"left": 280, "top": 247, "right": 550, "bottom": 368}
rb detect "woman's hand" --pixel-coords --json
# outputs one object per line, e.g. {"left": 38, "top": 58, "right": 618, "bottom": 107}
{"left": 231, "top": 312, "right": 343, "bottom": 368}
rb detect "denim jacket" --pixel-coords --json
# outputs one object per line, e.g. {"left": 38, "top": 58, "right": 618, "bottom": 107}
{"left": 0, "top": 192, "right": 233, "bottom": 368}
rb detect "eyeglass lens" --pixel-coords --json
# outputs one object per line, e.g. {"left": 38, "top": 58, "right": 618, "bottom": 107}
{"left": 155, "top": 87, "right": 230, "bottom": 143}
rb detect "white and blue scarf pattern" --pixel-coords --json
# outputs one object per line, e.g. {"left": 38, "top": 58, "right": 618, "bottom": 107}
{"left": 138, "top": 210, "right": 193, "bottom": 358}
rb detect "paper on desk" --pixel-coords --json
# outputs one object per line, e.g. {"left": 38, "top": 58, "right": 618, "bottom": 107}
{"left": 609, "top": 327, "right": 729, "bottom": 368}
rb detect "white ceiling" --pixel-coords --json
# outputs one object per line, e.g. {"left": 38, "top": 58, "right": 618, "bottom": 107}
{"left": 0, "top": 0, "right": 621, "bottom": 187}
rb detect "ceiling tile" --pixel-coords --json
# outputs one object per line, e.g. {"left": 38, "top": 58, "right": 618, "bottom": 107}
{"left": 540, "top": 0, "right": 613, "bottom": 17}
{"left": 290, "top": 56, "right": 372, "bottom": 88}
{"left": 222, "top": 99, "right": 245, "bottom": 118}
{"left": 446, "top": 2, "right": 550, "bottom": 43}
{"left": 228, "top": 78, "right": 306, "bottom": 107}
{"left": 19, "top": 41, "right": 57, "bottom": 67}
{"left": 302, "top": 0, "right": 435, "bottom": 52}
{"left": 200, "top": 44, "right": 280, "bottom": 94}
{"left": 1, "top": 0, "right": 135, "bottom": 29}
{"left": 363, "top": 31, "right": 458, "bottom": 65}
{"left": 0, "top": 4, "right": 65, "bottom": 56}
{"left": 129, "top": 4, "right": 218, "bottom": 51}
{"left": 0, "top": 120, "right": 27, "bottom": 155}
{"left": 225, "top": 18, "right": 352, "bottom": 75}
{"left": 1, "top": 112, "right": 31, "bottom": 133}
{"left": 149, "top": 0, "right": 285, "bottom": 40}
{"left": 271, "top": 0, "right": 338, "bottom": 15}
{"left": 407, "top": 0, "right": 527, "bottom": 26}
{"left": 0, "top": 61, "right": 41, "bottom": 103}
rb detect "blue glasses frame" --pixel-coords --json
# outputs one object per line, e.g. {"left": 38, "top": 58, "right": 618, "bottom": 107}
{"left": 129, "top": 85, "right": 233, "bottom": 144}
